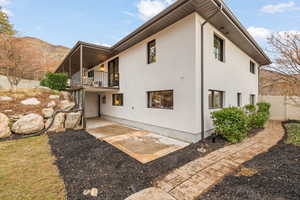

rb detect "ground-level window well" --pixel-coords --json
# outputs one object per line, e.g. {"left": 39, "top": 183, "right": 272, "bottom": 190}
{"left": 147, "top": 90, "right": 173, "bottom": 109}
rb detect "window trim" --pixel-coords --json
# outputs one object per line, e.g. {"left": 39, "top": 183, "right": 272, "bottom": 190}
{"left": 213, "top": 34, "right": 225, "bottom": 62}
{"left": 147, "top": 90, "right": 174, "bottom": 110}
{"left": 237, "top": 92, "right": 242, "bottom": 107}
{"left": 112, "top": 93, "right": 123, "bottom": 106}
{"left": 209, "top": 90, "right": 224, "bottom": 109}
{"left": 147, "top": 39, "right": 156, "bottom": 64}
{"left": 250, "top": 61, "right": 256, "bottom": 74}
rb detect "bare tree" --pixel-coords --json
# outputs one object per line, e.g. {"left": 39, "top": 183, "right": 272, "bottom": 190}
{"left": 266, "top": 32, "right": 300, "bottom": 98}
{"left": 0, "top": 34, "right": 24, "bottom": 90}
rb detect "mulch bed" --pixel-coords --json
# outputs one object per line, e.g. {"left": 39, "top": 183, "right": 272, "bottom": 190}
{"left": 199, "top": 121, "right": 300, "bottom": 200}
{"left": 48, "top": 130, "right": 228, "bottom": 200}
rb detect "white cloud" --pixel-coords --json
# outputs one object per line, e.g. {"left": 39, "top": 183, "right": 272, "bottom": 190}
{"left": 137, "top": 0, "right": 175, "bottom": 21}
{"left": 123, "top": 11, "right": 135, "bottom": 17}
{"left": 0, "top": 0, "right": 11, "bottom": 6}
{"left": 0, "top": 0, "right": 13, "bottom": 16}
{"left": 261, "top": 1, "right": 300, "bottom": 14}
{"left": 247, "top": 27, "right": 272, "bottom": 40}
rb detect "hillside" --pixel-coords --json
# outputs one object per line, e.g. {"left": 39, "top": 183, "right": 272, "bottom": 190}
{"left": 0, "top": 37, "right": 69, "bottom": 79}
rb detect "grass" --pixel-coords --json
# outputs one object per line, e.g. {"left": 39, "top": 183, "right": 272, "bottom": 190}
{"left": 0, "top": 135, "right": 66, "bottom": 200}
{"left": 285, "top": 122, "right": 300, "bottom": 146}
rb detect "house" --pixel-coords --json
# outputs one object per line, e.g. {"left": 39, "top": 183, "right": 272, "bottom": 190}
{"left": 55, "top": 0, "right": 271, "bottom": 143}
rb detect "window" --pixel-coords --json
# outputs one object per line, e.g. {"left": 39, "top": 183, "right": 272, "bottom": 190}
{"left": 250, "top": 94, "right": 255, "bottom": 105}
{"left": 250, "top": 61, "right": 256, "bottom": 74}
{"left": 112, "top": 94, "right": 123, "bottom": 106}
{"left": 214, "top": 35, "right": 224, "bottom": 62}
{"left": 147, "top": 40, "right": 156, "bottom": 64}
{"left": 108, "top": 58, "right": 119, "bottom": 87}
{"left": 237, "top": 93, "right": 242, "bottom": 107}
{"left": 148, "top": 90, "right": 173, "bottom": 109}
{"left": 102, "top": 95, "right": 106, "bottom": 104}
{"left": 87, "top": 70, "right": 94, "bottom": 79}
{"left": 209, "top": 90, "right": 224, "bottom": 109}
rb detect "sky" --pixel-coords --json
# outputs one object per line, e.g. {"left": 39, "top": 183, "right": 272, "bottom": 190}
{"left": 1, "top": 0, "right": 299, "bottom": 50}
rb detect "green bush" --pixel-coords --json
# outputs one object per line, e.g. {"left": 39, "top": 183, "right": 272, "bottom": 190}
{"left": 249, "top": 112, "right": 269, "bottom": 129}
{"left": 257, "top": 102, "right": 271, "bottom": 114}
{"left": 40, "top": 72, "right": 68, "bottom": 91}
{"left": 244, "top": 104, "right": 256, "bottom": 113}
{"left": 211, "top": 107, "right": 249, "bottom": 143}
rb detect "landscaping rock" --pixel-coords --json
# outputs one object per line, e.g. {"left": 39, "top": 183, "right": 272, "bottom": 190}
{"left": 12, "top": 114, "right": 44, "bottom": 135}
{"left": 59, "top": 100, "right": 75, "bottom": 111}
{"left": 47, "top": 101, "right": 56, "bottom": 108}
{"left": 46, "top": 113, "right": 65, "bottom": 132}
{"left": 0, "top": 113, "right": 11, "bottom": 138}
{"left": 9, "top": 114, "right": 24, "bottom": 122}
{"left": 21, "top": 98, "right": 41, "bottom": 105}
{"left": 42, "top": 108, "right": 54, "bottom": 119}
{"left": 90, "top": 188, "right": 98, "bottom": 197}
{"left": 60, "top": 91, "right": 72, "bottom": 101}
{"left": 125, "top": 188, "right": 176, "bottom": 200}
{"left": 65, "top": 112, "right": 82, "bottom": 129}
{"left": 0, "top": 96, "right": 13, "bottom": 101}
{"left": 49, "top": 95, "right": 60, "bottom": 99}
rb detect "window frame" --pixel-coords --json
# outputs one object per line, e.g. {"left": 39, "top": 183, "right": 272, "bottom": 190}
{"left": 250, "top": 94, "right": 256, "bottom": 105}
{"left": 147, "top": 90, "right": 174, "bottom": 110}
{"left": 112, "top": 93, "right": 123, "bottom": 106}
{"left": 250, "top": 61, "right": 256, "bottom": 74}
{"left": 237, "top": 92, "right": 242, "bottom": 107}
{"left": 209, "top": 90, "right": 224, "bottom": 109}
{"left": 214, "top": 34, "right": 225, "bottom": 62}
{"left": 147, "top": 40, "right": 156, "bottom": 64}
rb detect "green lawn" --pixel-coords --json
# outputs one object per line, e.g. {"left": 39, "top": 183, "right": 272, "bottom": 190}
{"left": 285, "top": 122, "right": 300, "bottom": 146}
{"left": 0, "top": 136, "right": 66, "bottom": 200}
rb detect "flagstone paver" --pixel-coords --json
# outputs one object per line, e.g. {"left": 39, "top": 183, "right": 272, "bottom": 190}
{"left": 126, "top": 121, "right": 284, "bottom": 200}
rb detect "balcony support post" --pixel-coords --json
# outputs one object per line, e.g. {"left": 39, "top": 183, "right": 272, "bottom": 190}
{"left": 80, "top": 45, "right": 83, "bottom": 85}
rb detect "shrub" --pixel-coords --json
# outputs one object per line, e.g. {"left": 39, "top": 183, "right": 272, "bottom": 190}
{"left": 249, "top": 112, "right": 269, "bottom": 129}
{"left": 244, "top": 104, "right": 256, "bottom": 113}
{"left": 257, "top": 102, "right": 271, "bottom": 114}
{"left": 211, "top": 107, "right": 249, "bottom": 143}
{"left": 40, "top": 72, "right": 68, "bottom": 91}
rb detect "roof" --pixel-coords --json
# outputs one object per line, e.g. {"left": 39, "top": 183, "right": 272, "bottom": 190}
{"left": 56, "top": 0, "right": 271, "bottom": 73}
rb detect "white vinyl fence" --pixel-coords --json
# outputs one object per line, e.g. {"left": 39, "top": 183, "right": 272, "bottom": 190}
{"left": 259, "top": 95, "right": 300, "bottom": 121}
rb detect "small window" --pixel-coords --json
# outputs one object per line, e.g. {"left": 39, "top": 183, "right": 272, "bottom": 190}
{"left": 112, "top": 94, "right": 123, "bottom": 106}
{"left": 214, "top": 35, "right": 224, "bottom": 62}
{"left": 209, "top": 90, "right": 224, "bottom": 109}
{"left": 250, "top": 61, "right": 256, "bottom": 74}
{"left": 147, "top": 40, "right": 156, "bottom": 64}
{"left": 237, "top": 93, "right": 242, "bottom": 107}
{"left": 148, "top": 90, "right": 173, "bottom": 109}
{"left": 250, "top": 94, "right": 256, "bottom": 105}
{"left": 87, "top": 70, "right": 94, "bottom": 79}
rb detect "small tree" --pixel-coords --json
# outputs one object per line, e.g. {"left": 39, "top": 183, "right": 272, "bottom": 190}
{"left": 0, "top": 8, "right": 16, "bottom": 35}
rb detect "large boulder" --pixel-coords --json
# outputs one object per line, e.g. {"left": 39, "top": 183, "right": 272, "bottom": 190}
{"left": 59, "top": 100, "right": 75, "bottom": 111}
{"left": 0, "top": 96, "right": 13, "bottom": 101}
{"left": 60, "top": 91, "right": 72, "bottom": 101}
{"left": 65, "top": 112, "right": 82, "bottom": 129}
{"left": 12, "top": 114, "right": 44, "bottom": 135}
{"left": 46, "top": 113, "right": 65, "bottom": 132}
{"left": 0, "top": 113, "right": 11, "bottom": 138}
{"left": 42, "top": 108, "right": 54, "bottom": 119}
{"left": 47, "top": 101, "right": 56, "bottom": 108}
{"left": 49, "top": 95, "right": 60, "bottom": 99}
{"left": 21, "top": 98, "right": 41, "bottom": 105}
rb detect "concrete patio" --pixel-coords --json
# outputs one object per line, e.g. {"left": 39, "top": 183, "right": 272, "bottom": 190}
{"left": 87, "top": 118, "right": 190, "bottom": 163}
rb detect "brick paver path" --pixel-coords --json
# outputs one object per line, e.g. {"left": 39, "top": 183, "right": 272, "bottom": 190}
{"left": 152, "top": 121, "right": 284, "bottom": 200}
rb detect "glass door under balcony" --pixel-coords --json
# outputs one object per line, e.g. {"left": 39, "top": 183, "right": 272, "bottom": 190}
{"left": 108, "top": 57, "right": 119, "bottom": 87}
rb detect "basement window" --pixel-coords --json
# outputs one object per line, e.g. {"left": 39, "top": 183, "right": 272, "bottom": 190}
{"left": 214, "top": 34, "right": 224, "bottom": 62}
{"left": 209, "top": 90, "right": 224, "bottom": 109}
{"left": 148, "top": 90, "right": 173, "bottom": 109}
{"left": 112, "top": 94, "right": 123, "bottom": 106}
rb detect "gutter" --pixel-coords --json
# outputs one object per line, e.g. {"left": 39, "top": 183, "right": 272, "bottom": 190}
{"left": 200, "top": 3, "right": 223, "bottom": 140}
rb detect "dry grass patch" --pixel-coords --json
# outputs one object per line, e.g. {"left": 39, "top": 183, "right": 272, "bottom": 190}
{"left": 0, "top": 135, "right": 66, "bottom": 200}
{"left": 235, "top": 167, "right": 258, "bottom": 177}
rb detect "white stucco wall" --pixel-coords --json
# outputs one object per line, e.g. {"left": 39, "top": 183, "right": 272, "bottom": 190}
{"left": 99, "top": 14, "right": 198, "bottom": 135}
{"left": 195, "top": 13, "right": 259, "bottom": 132}
{"left": 85, "top": 92, "right": 99, "bottom": 118}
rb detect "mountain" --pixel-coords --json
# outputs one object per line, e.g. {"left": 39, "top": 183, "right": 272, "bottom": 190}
{"left": 0, "top": 36, "right": 70, "bottom": 80}
{"left": 259, "top": 69, "right": 300, "bottom": 96}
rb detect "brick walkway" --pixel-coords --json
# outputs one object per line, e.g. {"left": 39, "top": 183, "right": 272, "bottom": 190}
{"left": 126, "top": 121, "right": 284, "bottom": 200}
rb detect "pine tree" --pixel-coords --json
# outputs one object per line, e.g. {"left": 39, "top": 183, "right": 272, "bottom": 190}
{"left": 0, "top": 7, "right": 16, "bottom": 35}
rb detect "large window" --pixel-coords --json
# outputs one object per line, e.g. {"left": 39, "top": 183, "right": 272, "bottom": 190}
{"left": 112, "top": 94, "right": 123, "bottom": 106}
{"left": 148, "top": 90, "right": 173, "bottom": 109}
{"left": 214, "top": 35, "right": 224, "bottom": 62}
{"left": 108, "top": 58, "right": 119, "bottom": 87}
{"left": 209, "top": 90, "right": 224, "bottom": 109}
{"left": 250, "top": 94, "right": 256, "bottom": 105}
{"left": 250, "top": 61, "right": 256, "bottom": 74}
{"left": 147, "top": 40, "right": 156, "bottom": 64}
{"left": 237, "top": 92, "right": 242, "bottom": 107}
